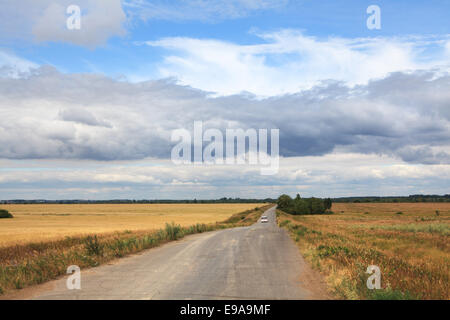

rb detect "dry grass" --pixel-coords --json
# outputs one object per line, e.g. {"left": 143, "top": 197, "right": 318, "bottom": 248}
{"left": 0, "top": 204, "right": 263, "bottom": 247}
{"left": 277, "top": 202, "right": 450, "bottom": 300}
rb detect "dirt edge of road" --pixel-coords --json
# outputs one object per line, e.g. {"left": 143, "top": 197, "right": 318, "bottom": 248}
{"left": 276, "top": 211, "right": 334, "bottom": 300}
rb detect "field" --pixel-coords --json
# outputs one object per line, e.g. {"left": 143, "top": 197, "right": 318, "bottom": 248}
{"left": 277, "top": 202, "right": 450, "bottom": 300}
{"left": 0, "top": 203, "right": 263, "bottom": 247}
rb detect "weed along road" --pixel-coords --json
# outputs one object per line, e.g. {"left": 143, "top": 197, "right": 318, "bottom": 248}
{"left": 13, "top": 206, "right": 329, "bottom": 300}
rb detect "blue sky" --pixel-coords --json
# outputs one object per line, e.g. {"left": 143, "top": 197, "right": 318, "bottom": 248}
{"left": 0, "top": 0, "right": 449, "bottom": 199}
{"left": 6, "top": 0, "right": 450, "bottom": 78}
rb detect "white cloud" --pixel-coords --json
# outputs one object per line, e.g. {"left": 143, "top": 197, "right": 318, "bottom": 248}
{"left": 0, "top": 154, "right": 448, "bottom": 199}
{"left": 445, "top": 40, "right": 450, "bottom": 57}
{"left": 0, "top": 0, "right": 126, "bottom": 48}
{"left": 143, "top": 30, "right": 450, "bottom": 96}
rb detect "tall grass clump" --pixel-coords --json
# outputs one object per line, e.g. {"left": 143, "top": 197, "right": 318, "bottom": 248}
{"left": 84, "top": 235, "right": 104, "bottom": 256}
{"left": 165, "top": 222, "right": 183, "bottom": 240}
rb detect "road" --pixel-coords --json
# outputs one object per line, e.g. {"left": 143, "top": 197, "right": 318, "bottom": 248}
{"left": 12, "top": 206, "right": 329, "bottom": 300}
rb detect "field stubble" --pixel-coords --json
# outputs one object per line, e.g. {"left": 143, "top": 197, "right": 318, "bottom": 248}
{"left": 277, "top": 202, "right": 450, "bottom": 300}
{"left": 0, "top": 203, "right": 262, "bottom": 247}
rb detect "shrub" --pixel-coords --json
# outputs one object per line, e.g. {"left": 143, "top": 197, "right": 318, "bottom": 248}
{"left": 0, "top": 209, "right": 13, "bottom": 218}
{"left": 84, "top": 235, "right": 103, "bottom": 256}
{"left": 294, "top": 225, "right": 309, "bottom": 237}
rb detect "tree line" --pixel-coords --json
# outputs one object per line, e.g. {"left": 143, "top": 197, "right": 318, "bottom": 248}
{"left": 0, "top": 198, "right": 276, "bottom": 204}
{"left": 277, "top": 194, "right": 332, "bottom": 215}
{"left": 332, "top": 195, "right": 450, "bottom": 203}
{"left": 1, "top": 194, "right": 448, "bottom": 205}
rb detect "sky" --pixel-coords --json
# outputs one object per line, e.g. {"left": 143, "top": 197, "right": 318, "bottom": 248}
{"left": 0, "top": 0, "right": 449, "bottom": 199}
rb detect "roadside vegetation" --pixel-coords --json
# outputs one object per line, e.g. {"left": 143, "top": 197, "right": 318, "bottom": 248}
{"left": 277, "top": 202, "right": 449, "bottom": 300}
{"left": 0, "top": 204, "right": 272, "bottom": 296}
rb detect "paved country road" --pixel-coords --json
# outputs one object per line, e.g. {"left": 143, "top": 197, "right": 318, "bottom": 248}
{"left": 8, "top": 206, "right": 330, "bottom": 300}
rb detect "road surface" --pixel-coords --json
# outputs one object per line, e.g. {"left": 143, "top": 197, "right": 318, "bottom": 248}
{"left": 10, "top": 206, "right": 329, "bottom": 300}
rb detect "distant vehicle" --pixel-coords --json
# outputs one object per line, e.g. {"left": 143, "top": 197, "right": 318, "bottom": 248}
{"left": 261, "top": 217, "right": 268, "bottom": 223}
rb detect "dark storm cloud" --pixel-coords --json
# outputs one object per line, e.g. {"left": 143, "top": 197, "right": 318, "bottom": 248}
{"left": 0, "top": 66, "right": 449, "bottom": 164}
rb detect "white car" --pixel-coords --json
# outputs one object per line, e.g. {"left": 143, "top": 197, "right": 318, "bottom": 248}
{"left": 261, "top": 216, "right": 268, "bottom": 223}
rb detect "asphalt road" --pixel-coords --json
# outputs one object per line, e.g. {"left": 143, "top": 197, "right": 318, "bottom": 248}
{"left": 14, "top": 206, "right": 329, "bottom": 300}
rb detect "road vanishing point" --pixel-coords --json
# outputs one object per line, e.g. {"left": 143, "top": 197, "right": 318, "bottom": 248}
{"left": 10, "top": 206, "right": 329, "bottom": 300}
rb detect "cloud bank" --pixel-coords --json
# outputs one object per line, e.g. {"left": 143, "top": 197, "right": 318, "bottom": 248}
{"left": 1, "top": 154, "right": 448, "bottom": 199}
{"left": 0, "top": 65, "right": 449, "bottom": 166}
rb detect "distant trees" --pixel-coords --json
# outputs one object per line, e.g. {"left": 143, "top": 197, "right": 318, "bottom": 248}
{"left": 0, "top": 198, "right": 277, "bottom": 205}
{"left": 277, "top": 194, "right": 332, "bottom": 215}
{"left": 277, "top": 194, "right": 294, "bottom": 209}
{"left": 331, "top": 195, "right": 450, "bottom": 203}
{"left": 0, "top": 209, "right": 13, "bottom": 218}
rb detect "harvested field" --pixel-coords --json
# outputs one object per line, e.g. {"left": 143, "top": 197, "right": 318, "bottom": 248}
{"left": 277, "top": 202, "right": 450, "bottom": 299}
{"left": 0, "top": 203, "right": 265, "bottom": 247}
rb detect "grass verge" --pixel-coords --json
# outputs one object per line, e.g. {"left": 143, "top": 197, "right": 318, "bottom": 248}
{"left": 0, "top": 204, "right": 272, "bottom": 295}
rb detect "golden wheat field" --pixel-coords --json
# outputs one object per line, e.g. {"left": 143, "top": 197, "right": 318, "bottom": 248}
{"left": 0, "top": 203, "right": 264, "bottom": 247}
